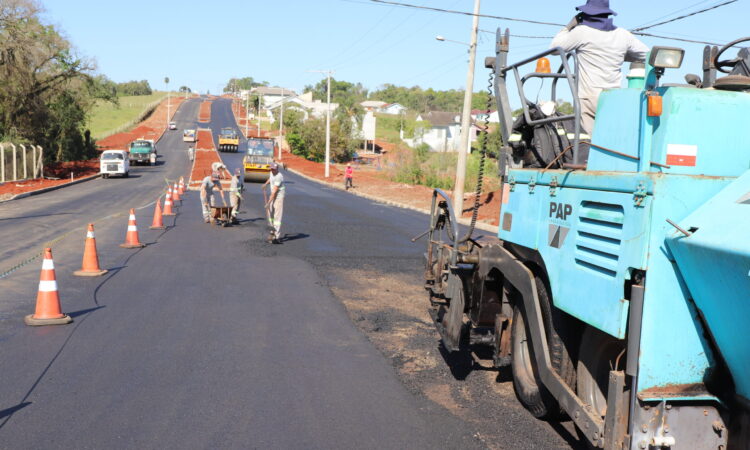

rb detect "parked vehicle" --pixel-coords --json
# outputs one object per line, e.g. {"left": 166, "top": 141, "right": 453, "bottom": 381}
{"left": 183, "top": 129, "right": 197, "bottom": 143}
{"left": 218, "top": 127, "right": 239, "bottom": 152}
{"left": 128, "top": 139, "right": 157, "bottom": 166}
{"left": 243, "top": 138, "right": 276, "bottom": 182}
{"left": 419, "top": 31, "right": 750, "bottom": 449}
{"left": 100, "top": 150, "right": 129, "bottom": 178}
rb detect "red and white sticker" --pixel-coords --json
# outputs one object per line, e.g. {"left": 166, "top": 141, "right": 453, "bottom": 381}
{"left": 666, "top": 144, "right": 698, "bottom": 167}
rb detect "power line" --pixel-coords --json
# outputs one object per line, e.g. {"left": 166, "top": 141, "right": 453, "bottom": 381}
{"left": 632, "top": 0, "right": 712, "bottom": 29}
{"left": 631, "top": 31, "right": 725, "bottom": 46}
{"left": 368, "top": 0, "right": 565, "bottom": 27}
{"left": 632, "top": 0, "right": 737, "bottom": 31}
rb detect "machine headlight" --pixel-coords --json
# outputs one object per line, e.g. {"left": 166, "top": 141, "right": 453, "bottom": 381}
{"left": 649, "top": 47, "right": 685, "bottom": 69}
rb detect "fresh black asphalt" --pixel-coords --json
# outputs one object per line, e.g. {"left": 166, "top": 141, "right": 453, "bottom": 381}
{"left": 0, "top": 98, "right": 574, "bottom": 448}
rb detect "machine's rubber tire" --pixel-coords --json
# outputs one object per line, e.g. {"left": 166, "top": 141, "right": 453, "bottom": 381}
{"left": 124, "top": 171, "right": 129, "bottom": 178}
{"left": 511, "top": 275, "right": 576, "bottom": 419}
{"left": 102, "top": 174, "right": 108, "bottom": 179}
{"left": 576, "top": 325, "right": 626, "bottom": 418}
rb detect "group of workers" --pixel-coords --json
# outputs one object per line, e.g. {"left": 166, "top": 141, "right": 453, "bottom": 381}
{"left": 199, "top": 162, "right": 285, "bottom": 244}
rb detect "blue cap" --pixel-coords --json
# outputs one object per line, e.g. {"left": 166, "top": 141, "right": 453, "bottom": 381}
{"left": 576, "top": 0, "right": 617, "bottom": 16}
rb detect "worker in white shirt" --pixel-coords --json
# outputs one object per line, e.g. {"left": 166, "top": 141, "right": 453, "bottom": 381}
{"left": 263, "top": 163, "right": 285, "bottom": 244}
{"left": 551, "top": 0, "right": 649, "bottom": 135}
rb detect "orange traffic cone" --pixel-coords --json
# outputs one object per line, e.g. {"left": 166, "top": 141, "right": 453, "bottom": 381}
{"left": 120, "top": 208, "right": 145, "bottom": 248}
{"left": 178, "top": 177, "right": 185, "bottom": 195}
{"left": 163, "top": 189, "right": 175, "bottom": 216}
{"left": 74, "top": 224, "right": 108, "bottom": 276}
{"left": 25, "top": 248, "right": 73, "bottom": 326}
{"left": 172, "top": 182, "right": 181, "bottom": 203}
{"left": 150, "top": 197, "right": 165, "bottom": 229}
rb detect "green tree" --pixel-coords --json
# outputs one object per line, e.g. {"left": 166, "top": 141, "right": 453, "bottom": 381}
{"left": 0, "top": 0, "right": 114, "bottom": 162}
{"left": 223, "top": 76, "right": 266, "bottom": 92}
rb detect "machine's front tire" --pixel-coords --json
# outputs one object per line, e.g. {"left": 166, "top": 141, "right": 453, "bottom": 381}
{"left": 511, "top": 275, "right": 577, "bottom": 419}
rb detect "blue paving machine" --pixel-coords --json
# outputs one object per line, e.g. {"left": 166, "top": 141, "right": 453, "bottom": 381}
{"left": 421, "top": 31, "right": 750, "bottom": 449}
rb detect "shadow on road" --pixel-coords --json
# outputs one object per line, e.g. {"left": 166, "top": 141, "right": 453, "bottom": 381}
{"left": 0, "top": 403, "right": 31, "bottom": 420}
{"left": 68, "top": 305, "right": 106, "bottom": 318}
{"left": 0, "top": 212, "right": 75, "bottom": 221}
{"left": 281, "top": 233, "right": 309, "bottom": 243}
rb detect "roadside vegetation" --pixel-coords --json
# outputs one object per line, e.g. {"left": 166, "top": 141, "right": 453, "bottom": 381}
{"left": 0, "top": 0, "right": 118, "bottom": 164}
{"left": 88, "top": 92, "right": 168, "bottom": 139}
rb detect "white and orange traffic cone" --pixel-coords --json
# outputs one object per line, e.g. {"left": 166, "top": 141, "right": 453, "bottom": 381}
{"left": 178, "top": 177, "right": 185, "bottom": 195}
{"left": 150, "top": 196, "right": 165, "bottom": 230}
{"left": 74, "top": 224, "right": 108, "bottom": 276}
{"left": 120, "top": 208, "right": 145, "bottom": 248}
{"left": 163, "top": 189, "right": 175, "bottom": 216}
{"left": 25, "top": 248, "right": 73, "bottom": 326}
{"left": 172, "top": 182, "right": 181, "bottom": 203}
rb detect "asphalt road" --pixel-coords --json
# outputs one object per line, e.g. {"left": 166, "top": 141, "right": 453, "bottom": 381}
{"left": 0, "top": 98, "right": 575, "bottom": 448}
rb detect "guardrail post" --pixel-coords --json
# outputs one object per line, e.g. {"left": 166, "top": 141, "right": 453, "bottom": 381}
{"left": 11, "top": 143, "right": 17, "bottom": 181}
{"left": 21, "top": 144, "right": 27, "bottom": 179}
{"left": 0, "top": 144, "right": 5, "bottom": 183}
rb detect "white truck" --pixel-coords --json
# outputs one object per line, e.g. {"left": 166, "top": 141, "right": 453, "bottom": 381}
{"left": 183, "top": 129, "right": 197, "bottom": 143}
{"left": 100, "top": 150, "right": 130, "bottom": 178}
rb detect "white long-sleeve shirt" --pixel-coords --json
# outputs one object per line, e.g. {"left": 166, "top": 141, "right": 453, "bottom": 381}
{"left": 551, "top": 25, "right": 649, "bottom": 100}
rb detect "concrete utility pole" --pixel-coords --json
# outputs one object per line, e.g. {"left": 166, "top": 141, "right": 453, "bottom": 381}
{"left": 452, "top": 0, "right": 480, "bottom": 216}
{"left": 245, "top": 93, "right": 249, "bottom": 137}
{"left": 309, "top": 70, "right": 334, "bottom": 177}
{"left": 279, "top": 88, "right": 285, "bottom": 160}
{"left": 164, "top": 77, "right": 170, "bottom": 128}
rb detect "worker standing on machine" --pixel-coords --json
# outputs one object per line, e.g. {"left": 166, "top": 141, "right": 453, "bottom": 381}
{"left": 263, "top": 162, "right": 285, "bottom": 244}
{"left": 229, "top": 168, "right": 244, "bottom": 225}
{"left": 550, "top": 0, "right": 648, "bottom": 135}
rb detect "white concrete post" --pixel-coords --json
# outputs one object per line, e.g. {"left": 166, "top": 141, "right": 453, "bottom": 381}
{"left": 11, "top": 143, "right": 17, "bottom": 181}
{"left": 21, "top": 144, "right": 27, "bottom": 179}
{"left": 0, "top": 144, "right": 4, "bottom": 183}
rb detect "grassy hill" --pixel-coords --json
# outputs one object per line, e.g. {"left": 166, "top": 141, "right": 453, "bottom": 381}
{"left": 87, "top": 92, "right": 169, "bottom": 139}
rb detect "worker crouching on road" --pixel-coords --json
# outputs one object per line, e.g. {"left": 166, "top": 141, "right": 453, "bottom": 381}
{"left": 263, "top": 162, "right": 285, "bottom": 244}
{"left": 200, "top": 171, "right": 226, "bottom": 223}
{"left": 229, "top": 168, "right": 244, "bottom": 224}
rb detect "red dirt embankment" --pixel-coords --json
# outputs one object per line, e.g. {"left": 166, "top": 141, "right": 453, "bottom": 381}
{"left": 198, "top": 101, "right": 212, "bottom": 123}
{"left": 0, "top": 97, "right": 185, "bottom": 200}
{"left": 188, "top": 129, "right": 226, "bottom": 188}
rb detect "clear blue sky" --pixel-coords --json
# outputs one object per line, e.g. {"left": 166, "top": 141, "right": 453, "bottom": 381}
{"left": 43, "top": 0, "right": 747, "bottom": 97}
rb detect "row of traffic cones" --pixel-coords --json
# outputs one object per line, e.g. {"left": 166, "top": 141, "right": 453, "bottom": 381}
{"left": 24, "top": 177, "right": 187, "bottom": 326}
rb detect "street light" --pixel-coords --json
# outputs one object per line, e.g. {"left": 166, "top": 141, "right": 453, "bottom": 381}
{"left": 435, "top": 35, "right": 470, "bottom": 47}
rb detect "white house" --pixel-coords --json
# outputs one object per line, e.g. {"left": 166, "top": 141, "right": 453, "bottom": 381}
{"left": 251, "top": 86, "right": 297, "bottom": 108}
{"left": 360, "top": 100, "right": 387, "bottom": 112}
{"left": 378, "top": 103, "right": 406, "bottom": 115}
{"left": 266, "top": 92, "right": 339, "bottom": 121}
{"left": 403, "top": 111, "right": 478, "bottom": 152}
{"left": 470, "top": 109, "right": 500, "bottom": 124}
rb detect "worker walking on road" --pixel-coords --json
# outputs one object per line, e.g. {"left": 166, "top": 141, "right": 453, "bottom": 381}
{"left": 188, "top": 146, "right": 195, "bottom": 162}
{"left": 200, "top": 171, "right": 226, "bottom": 223}
{"left": 344, "top": 163, "right": 354, "bottom": 190}
{"left": 229, "top": 168, "right": 244, "bottom": 224}
{"left": 550, "top": 0, "right": 648, "bottom": 135}
{"left": 263, "top": 162, "right": 285, "bottom": 244}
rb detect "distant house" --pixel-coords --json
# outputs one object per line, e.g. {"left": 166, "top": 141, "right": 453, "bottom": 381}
{"left": 412, "top": 111, "right": 461, "bottom": 152}
{"left": 266, "top": 92, "right": 339, "bottom": 121}
{"left": 403, "top": 111, "right": 477, "bottom": 152}
{"left": 360, "top": 100, "right": 387, "bottom": 112}
{"left": 470, "top": 109, "right": 500, "bottom": 124}
{"left": 378, "top": 103, "right": 406, "bottom": 115}
{"left": 251, "top": 86, "right": 297, "bottom": 108}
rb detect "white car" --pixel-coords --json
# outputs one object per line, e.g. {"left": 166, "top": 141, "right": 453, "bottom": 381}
{"left": 100, "top": 150, "right": 130, "bottom": 178}
{"left": 169, "top": 121, "right": 177, "bottom": 130}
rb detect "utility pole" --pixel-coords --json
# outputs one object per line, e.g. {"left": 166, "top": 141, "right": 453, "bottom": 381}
{"left": 309, "top": 70, "right": 334, "bottom": 177}
{"left": 279, "top": 88, "right": 285, "bottom": 160}
{"left": 452, "top": 0, "right": 480, "bottom": 216}
{"left": 245, "top": 93, "right": 249, "bottom": 137}
{"left": 164, "top": 77, "right": 170, "bottom": 128}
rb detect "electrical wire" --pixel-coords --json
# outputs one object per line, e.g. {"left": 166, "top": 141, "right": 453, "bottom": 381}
{"left": 632, "top": 0, "right": 713, "bottom": 29}
{"left": 632, "top": 0, "right": 737, "bottom": 32}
